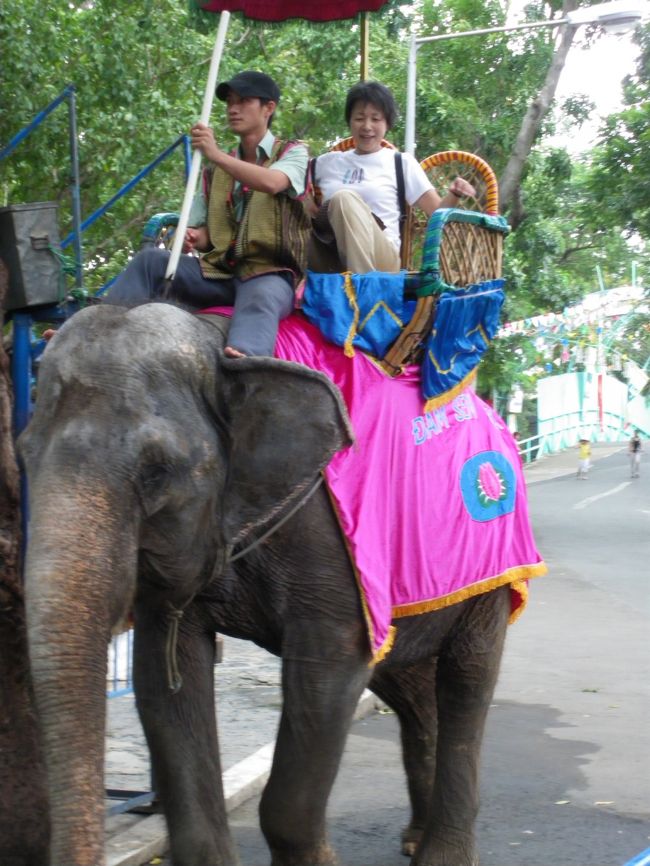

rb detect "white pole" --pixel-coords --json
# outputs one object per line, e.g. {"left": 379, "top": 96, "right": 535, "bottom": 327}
{"left": 165, "top": 10, "right": 231, "bottom": 282}
{"left": 405, "top": 34, "right": 418, "bottom": 156}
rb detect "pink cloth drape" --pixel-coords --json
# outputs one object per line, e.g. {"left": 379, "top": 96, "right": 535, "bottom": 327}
{"left": 204, "top": 309, "right": 546, "bottom": 659}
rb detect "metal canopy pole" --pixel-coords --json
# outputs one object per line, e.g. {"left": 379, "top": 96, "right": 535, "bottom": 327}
{"left": 165, "top": 11, "right": 231, "bottom": 283}
{"left": 67, "top": 86, "right": 84, "bottom": 289}
{"left": 360, "top": 12, "right": 370, "bottom": 80}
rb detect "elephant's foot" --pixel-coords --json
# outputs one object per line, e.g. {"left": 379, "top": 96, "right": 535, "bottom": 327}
{"left": 270, "top": 842, "right": 340, "bottom": 866}
{"left": 401, "top": 823, "right": 423, "bottom": 857}
{"left": 412, "top": 851, "right": 478, "bottom": 866}
{"left": 410, "top": 828, "right": 478, "bottom": 866}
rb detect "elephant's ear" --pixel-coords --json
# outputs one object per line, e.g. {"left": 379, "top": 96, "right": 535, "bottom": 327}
{"left": 219, "top": 354, "right": 354, "bottom": 544}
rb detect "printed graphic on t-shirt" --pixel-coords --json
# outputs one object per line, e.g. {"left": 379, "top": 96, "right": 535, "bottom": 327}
{"left": 343, "top": 168, "right": 365, "bottom": 185}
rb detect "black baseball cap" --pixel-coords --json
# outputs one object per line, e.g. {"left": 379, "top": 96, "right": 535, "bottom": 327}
{"left": 216, "top": 71, "right": 280, "bottom": 103}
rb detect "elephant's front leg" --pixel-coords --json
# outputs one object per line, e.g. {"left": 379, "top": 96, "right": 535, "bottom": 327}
{"left": 133, "top": 597, "right": 239, "bottom": 866}
{"left": 260, "top": 620, "right": 371, "bottom": 866}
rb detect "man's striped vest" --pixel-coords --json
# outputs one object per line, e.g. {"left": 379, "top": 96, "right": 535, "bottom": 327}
{"left": 200, "top": 139, "right": 311, "bottom": 289}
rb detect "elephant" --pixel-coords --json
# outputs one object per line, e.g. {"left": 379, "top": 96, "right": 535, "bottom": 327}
{"left": 19, "top": 301, "right": 513, "bottom": 866}
{"left": 0, "top": 260, "right": 50, "bottom": 866}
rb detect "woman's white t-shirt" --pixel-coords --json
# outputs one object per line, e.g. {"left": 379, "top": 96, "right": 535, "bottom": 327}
{"left": 314, "top": 147, "right": 433, "bottom": 251}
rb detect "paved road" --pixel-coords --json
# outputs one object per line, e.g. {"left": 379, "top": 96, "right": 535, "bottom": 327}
{"left": 109, "top": 444, "right": 650, "bottom": 866}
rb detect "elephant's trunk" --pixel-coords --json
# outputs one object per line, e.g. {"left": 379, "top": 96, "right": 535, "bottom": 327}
{"left": 24, "top": 480, "right": 137, "bottom": 866}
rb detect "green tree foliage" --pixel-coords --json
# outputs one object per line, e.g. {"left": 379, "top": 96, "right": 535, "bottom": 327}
{"left": 476, "top": 333, "right": 538, "bottom": 398}
{"left": 402, "top": 0, "right": 558, "bottom": 167}
{"left": 608, "top": 310, "right": 650, "bottom": 370}
{"left": 0, "top": 0, "right": 570, "bottom": 270}
{"left": 1, "top": 0, "right": 220, "bottom": 285}
{"left": 502, "top": 149, "right": 639, "bottom": 320}
{"left": 0, "top": 0, "right": 643, "bottom": 343}
{"left": 587, "top": 23, "right": 650, "bottom": 241}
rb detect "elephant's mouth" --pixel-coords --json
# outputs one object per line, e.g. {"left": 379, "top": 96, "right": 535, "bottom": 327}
{"left": 111, "top": 612, "right": 134, "bottom": 637}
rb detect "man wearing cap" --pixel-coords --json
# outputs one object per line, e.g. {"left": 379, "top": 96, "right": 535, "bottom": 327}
{"left": 105, "top": 71, "right": 310, "bottom": 358}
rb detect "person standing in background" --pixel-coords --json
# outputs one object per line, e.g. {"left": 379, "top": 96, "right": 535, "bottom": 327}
{"left": 629, "top": 431, "right": 642, "bottom": 478}
{"left": 577, "top": 438, "right": 591, "bottom": 480}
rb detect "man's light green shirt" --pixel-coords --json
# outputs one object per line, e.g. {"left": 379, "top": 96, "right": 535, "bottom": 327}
{"left": 189, "top": 130, "right": 308, "bottom": 226}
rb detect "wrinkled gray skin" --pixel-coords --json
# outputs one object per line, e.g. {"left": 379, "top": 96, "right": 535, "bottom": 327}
{"left": 20, "top": 303, "right": 510, "bottom": 866}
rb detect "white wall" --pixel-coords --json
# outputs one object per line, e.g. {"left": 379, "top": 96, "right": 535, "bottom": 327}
{"left": 536, "top": 372, "right": 644, "bottom": 450}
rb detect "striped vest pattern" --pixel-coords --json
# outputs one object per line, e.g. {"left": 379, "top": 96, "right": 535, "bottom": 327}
{"left": 200, "top": 140, "right": 311, "bottom": 289}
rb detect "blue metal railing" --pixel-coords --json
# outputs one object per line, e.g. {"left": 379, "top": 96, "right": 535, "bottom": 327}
{"left": 59, "top": 133, "right": 191, "bottom": 258}
{"left": 4, "top": 86, "right": 191, "bottom": 439}
{"left": 516, "top": 409, "right": 631, "bottom": 465}
{"left": 1, "top": 86, "right": 73, "bottom": 162}
{"left": 1, "top": 84, "right": 192, "bottom": 296}
{"left": 1, "top": 85, "right": 84, "bottom": 288}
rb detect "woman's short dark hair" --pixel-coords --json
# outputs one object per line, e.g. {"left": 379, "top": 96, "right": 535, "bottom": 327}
{"left": 344, "top": 81, "right": 398, "bottom": 130}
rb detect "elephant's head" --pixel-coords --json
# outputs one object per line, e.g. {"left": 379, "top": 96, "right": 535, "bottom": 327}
{"left": 19, "top": 302, "right": 353, "bottom": 865}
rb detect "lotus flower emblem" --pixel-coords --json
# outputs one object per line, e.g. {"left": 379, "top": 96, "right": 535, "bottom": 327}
{"left": 476, "top": 461, "right": 507, "bottom": 505}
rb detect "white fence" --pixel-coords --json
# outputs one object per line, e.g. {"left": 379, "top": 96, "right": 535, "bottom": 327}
{"left": 107, "top": 630, "right": 133, "bottom": 698}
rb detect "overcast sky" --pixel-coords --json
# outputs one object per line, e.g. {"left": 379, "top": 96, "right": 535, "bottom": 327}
{"left": 553, "top": 28, "right": 640, "bottom": 151}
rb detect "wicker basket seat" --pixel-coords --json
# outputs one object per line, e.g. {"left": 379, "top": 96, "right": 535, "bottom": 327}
{"left": 380, "top": 149, "right": 506, "bottom": 376}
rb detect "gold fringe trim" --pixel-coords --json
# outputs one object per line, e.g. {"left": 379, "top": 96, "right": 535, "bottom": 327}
{"left": 391, "top": 562, "right": 548, "bottom": 621}
{"left": 322, "top": 477, "right": 380, "bottom": 659}
{"left": 321, "top": 479, "right": 545, "bottom": 662}
{"left": 423, "top": 368, "right": 477, "bottom": 413}
{"left": 508, "top": 580, "right": 529, "bottom": 625}
{"left": 370, "top": 625, "right": 397, "bottom": 666}
{"left": 342, "top": 272, "right": 360, "bottom": 358}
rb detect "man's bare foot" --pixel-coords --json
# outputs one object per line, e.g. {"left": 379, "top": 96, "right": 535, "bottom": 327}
{"left": 224, "top": 346, "right": 246, "bottom": 359}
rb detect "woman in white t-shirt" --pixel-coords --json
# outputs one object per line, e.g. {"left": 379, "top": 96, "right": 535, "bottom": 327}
{"left": 308, "top": 81, "right": 475, "bottom": 274}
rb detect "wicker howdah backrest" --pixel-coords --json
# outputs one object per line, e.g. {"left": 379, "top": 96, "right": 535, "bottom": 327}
{"left": 404, "top": 150, "right": 500, "bottom": 274}
{"left": 381, "top": 150, "right": 508, "bottom": 376}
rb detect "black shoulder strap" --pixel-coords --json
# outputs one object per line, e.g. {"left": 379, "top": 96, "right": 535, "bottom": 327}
{"left": 394, "top": 151, "right": 407, "bottom": 256}
{"left": 308, "top": 155, "right": 321, "bottom": 204}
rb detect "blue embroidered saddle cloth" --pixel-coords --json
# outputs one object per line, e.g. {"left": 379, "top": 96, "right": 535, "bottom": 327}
{"left": 302, "top": 208, "right": 510, "bottom": 409}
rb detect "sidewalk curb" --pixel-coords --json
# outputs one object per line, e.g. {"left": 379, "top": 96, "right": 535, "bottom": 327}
{"left": 106, "top": 689, "right": 382, "bottom": 866}
{"left": 523, "top": 443, "right": 625, "bottom": 484}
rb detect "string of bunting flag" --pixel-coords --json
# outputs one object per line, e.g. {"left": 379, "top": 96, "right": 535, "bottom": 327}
{"left": 498, "top": 284, "right": 648, "bottom": 374}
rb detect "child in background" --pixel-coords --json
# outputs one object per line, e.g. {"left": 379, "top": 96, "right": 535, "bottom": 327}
{"left": 577, "top": 438, "right": 591, "bottom": 480}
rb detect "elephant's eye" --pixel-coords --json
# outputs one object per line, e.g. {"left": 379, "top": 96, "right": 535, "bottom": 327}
{"left": 137, "top": 464, "right": 175, "bottom": 517}
{"left": 139, "top": 463, "right": 172, "bottom": 491}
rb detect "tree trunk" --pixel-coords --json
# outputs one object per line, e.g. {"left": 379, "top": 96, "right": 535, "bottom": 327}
{"left": 0, "top": 259, "right": 51, "bottom": 865}
{"left": 499, "top": 0, "right": 580, "bottom": 226}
